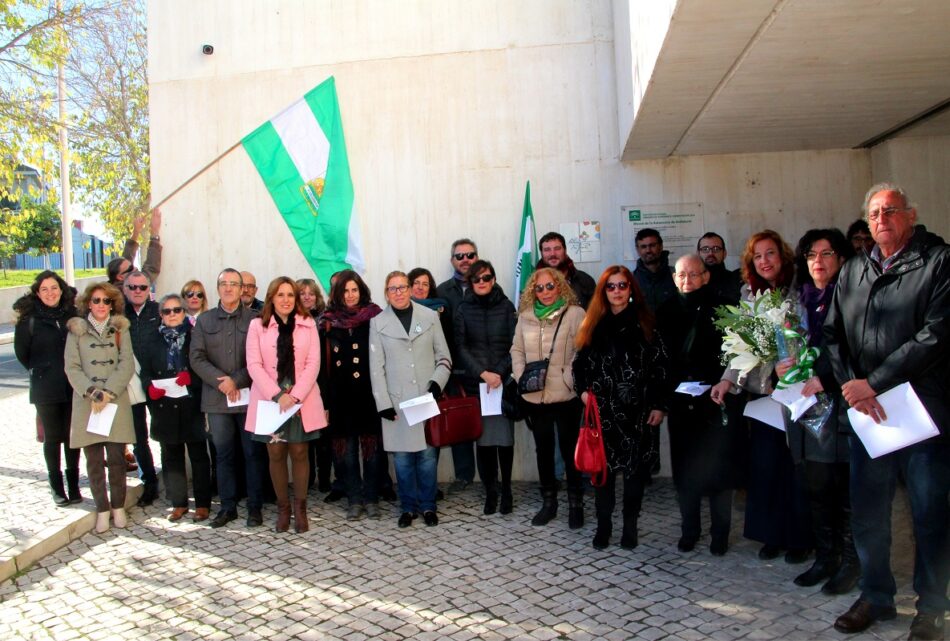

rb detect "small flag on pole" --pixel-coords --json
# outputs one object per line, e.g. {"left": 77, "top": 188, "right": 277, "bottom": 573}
{"left": 241, "top": 76, "right": 364, "bottom": 292}
{"left": 514, "top": 180, "right": 537, "bottom": 299}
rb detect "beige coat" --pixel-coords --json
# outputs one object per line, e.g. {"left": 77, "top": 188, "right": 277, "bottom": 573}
{"left": 510, "top": 304, "right": 585, "bottom": 404}
{"left": 65, "top": 316, "right": 135, "bottom": 448}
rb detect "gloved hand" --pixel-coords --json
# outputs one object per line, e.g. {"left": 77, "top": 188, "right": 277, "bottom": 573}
{"left": 175, "top": 371, "right": 192, "bottom": 386}
{"left": 427, "top": 381, "right": 442, "bottom": 397}
{"left": 148, "top": 384, "right": 166, "bottom": 401}
{"left": 378, "top": 408, "right": 398, "bottom": 422}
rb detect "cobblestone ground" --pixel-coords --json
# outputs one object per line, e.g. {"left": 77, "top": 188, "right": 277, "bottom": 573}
{"left": 0, "top": 390, "right": 933, "bottom": 641}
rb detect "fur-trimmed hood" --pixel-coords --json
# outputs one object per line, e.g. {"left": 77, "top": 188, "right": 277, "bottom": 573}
{"left": 67, "top": 314, "right": 130, "bottom": 336}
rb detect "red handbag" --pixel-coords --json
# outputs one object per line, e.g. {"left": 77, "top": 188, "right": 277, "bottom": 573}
{"left": 425, "top": 388, "right": 483, "bottom": 448}
{"left": 574, "top": 391, "right": 608, "bottom": 487}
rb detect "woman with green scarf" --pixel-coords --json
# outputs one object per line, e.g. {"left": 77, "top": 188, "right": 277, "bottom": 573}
{"left": 511, "top": 267, "right": 587, "bottom": 528}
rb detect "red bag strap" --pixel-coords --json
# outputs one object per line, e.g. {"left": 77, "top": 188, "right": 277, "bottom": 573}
{"left": 585, "top": 390, "right": 608, "bottom": 487}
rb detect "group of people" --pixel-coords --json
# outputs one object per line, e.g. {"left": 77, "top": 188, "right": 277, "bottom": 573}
{"left": 11, "top": 182, "right": 948, "bottom": 640}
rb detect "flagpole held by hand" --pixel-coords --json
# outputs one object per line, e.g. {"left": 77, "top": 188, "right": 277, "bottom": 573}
{"left": 150, "top": 140, "right": 243, "bottom": 210}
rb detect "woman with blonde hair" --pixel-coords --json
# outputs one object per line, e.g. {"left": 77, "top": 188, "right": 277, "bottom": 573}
{"left": 180, "top": 280, "right": 208, "bottom": 324}
{"left": 511, "top": 267, "right": 586, "bottom": 527}
{"left": 65, "top": 282, "right": 135, "bottom": 533}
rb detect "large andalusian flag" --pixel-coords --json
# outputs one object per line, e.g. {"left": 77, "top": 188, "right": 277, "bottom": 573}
{"left": 513, "top": 180, "right": 537, "bottom": 298}
{"left": 242, "top": 77, "right": 364, "bottom": 291}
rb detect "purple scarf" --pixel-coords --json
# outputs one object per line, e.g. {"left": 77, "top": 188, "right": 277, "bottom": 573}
{"left": 800, "top": 282, "right": 835, "bottom": 347}
{"left": 320, "top": 303, "right": 382, "bottom": 330}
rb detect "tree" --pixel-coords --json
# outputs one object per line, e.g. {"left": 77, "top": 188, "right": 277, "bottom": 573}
{"left": 0, "top": 194, "right": 62, "bottom": 268}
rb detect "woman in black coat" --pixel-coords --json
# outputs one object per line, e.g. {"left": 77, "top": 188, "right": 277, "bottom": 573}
{"left": 139, "top": 294, "right": 211, "bottom": 522}
{"left": 455, "top": 260, "right": 517, "bottom": 516}
{"left": 573, "top": 266, "right": 668, "bottom": 550}
{"left": 13, "top": 270, "right": 81, "bottom": 506}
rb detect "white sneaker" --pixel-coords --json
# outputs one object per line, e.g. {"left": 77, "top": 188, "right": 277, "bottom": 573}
{"left": 95, "top": 511, "right": 110, "bottom": 533}
{"left": 112, "top": 507, "right": 127, "bottom": 528}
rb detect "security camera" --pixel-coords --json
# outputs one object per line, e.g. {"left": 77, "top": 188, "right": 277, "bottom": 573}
{"left": 202, "top": 44, "right": 214, "bottom": 55}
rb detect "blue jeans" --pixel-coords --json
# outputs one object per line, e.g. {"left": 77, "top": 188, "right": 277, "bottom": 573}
{"left": 131, "top": 402, "right": 158, "bottom": 487}
{"left": 450, "top": 441, "right": 475, "bottom": 483}
{"left": 850, "top": 436, "right": 950, "bottom": 613}
{"left": 333, "top": 435, "right": 379, "bottom": 506}
{"left": 394, "top": 447, "right": 438, "bottom": 514}
{"left": 208, "top": 413, "right": 266, "bottom": 513}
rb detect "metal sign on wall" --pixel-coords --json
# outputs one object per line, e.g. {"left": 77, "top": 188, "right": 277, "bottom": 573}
{"left": 621, "top": 202, "right": 705, "bottom": 263}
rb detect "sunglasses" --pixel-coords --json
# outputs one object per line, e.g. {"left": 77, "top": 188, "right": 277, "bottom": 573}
{"left": 125, "top": 284, "right": 149, "bottom": 292}
{"left": 161, "top": 307, "right": 184, "bottom": 315}
{"left": 471, "top": 274, "right": 494, "bottom": 284}
{"left": 184, "top": 291, "right": 204, "bottom": 299}
{"left": 605, "top": 281, "right": 630, "bottom": 292}
{"left": 454, "top": 252, "right": 477, "bottom": 261}
{"left": 121, "top": 264, "right": 134, "bottom": 275}
{"left": 534, "top": 282, "right": 557, "bottom": 293}
{"left": 90, "top": 297, "right": 110, "bottom": 305}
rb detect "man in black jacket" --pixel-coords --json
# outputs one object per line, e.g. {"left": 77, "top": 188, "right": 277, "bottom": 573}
{"left": 825, "top": 183, "right": 949, "bottom": 640}
{"left": 536, "top": 231, "right": 596, "bottom": 309}
{"left": 697, "top": 232, "right": 741, "bottom": 305}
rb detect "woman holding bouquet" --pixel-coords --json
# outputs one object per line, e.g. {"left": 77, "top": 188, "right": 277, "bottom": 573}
{"left": 573, "top": 266, "right": 668, "bottom": 550}
{"left": 779, "top": 228, "right": 859, "bottom": 593}
{"left": 710, "top": 230, "right": 812, "bottom": 563}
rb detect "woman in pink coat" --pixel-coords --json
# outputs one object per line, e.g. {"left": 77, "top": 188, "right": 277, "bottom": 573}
{"left": 246, "top": 276, "right": 327, "bottom": 533}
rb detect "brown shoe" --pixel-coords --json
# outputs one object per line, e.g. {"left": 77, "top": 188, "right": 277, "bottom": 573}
{"left": 293, "top": 499, "right": 309, "bottom": 533}
{"left": 908, "top": 612, "right": 946, "bottom": 640}
{"left": 168, "top": 507, "right": 189, "bottom": 522}
{"left": 275, "top": 501, "right": 291, "bottom": 533}
{"left": 193, "top": 508, "right": 210, "bottom": 522}
{"left": 834, "top": 598, "right": 897, "bottom": 634}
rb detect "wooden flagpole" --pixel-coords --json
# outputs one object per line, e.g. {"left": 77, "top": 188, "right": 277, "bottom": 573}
{"left": 150, "top": 140, "right": 243, "bottom": 211}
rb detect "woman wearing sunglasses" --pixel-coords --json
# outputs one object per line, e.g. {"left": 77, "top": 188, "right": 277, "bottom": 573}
{"left": 138, "top": 294, "right": 212, "bottom": 522}
{"left": 180, "top": 280, "right": 208, "bottom": 324}
{"left": 65, "top": 283, "right": 135, "bottom": 533}
{"left": 573, "top": 266, "right": 669, "bottom": 550}
{"left": 455, "top": 260, "right": 517, "bottom": 516}
{"left": 510, "top": 267, "right": 586, "bottom": 528}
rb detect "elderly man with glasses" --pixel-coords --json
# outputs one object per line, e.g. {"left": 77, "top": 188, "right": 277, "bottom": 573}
{"left": 825, "top": 183, "right": 950, "bottom": 640}
{"left": 240, "top": 271, "right": 264, "bottom": 311}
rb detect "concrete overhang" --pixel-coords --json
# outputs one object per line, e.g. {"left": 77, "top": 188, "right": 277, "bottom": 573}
{"left": 620, "top": 0, "right": 950, "bottom": 160}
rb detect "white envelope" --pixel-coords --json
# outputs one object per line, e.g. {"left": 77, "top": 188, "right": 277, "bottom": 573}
{"left": 226, "top": 388, "right": 250, "bottom": 407}
{"left": 151, "top": 377, "right": 189, "bottom": 398}
{"left": 675, "top": 381, "right": 712, "bottom": 397}
{"left": 398, "top": 393, "right": 440, "bottom": 426}
{"left": 479, "top": 383, "right": 503, "bottom": 416}
{"left": 743, "top": 396, "right": 786, "bottom": 432}
{"left": 771, "top": 382, "right": 818, "bottom": 422}
{"left": 86, "top": 403, "right": 118, "bottom": 436}
{"left": 254, "top": 400, "right": 301, "bottom": 435}
{"left": 848, "top": 383, "right": 940, "bottom": 459}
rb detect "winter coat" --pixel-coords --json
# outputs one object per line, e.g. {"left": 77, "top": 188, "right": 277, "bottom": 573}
{"left": 245, "top": 314, "right": 327, "bottom": 434}
{"left": 318, "top": 316, "right": 380, "bottom": 437}
{"left": 510, "top": 304, "right": 585, "bottom": 404}
{"left": 573, "top": 305, "right": 669, "bottom": 474}
{"left": 190, "top": 303, "right": 257, "bottom": 414}
{"left": 64, "top": 315, "right": 135, "bottom": 448}
{"left": 138, "top": 324, "right": 206, "bottom": 444}
{"left": 824, "top": 225, "right": 950, "bottom": 440}
{"left": 124, "top": 299, "right": 161, "bottom": 365}
{"left": 369, "top": 303, "right": 452, "bottom": 452}
{"left": 435, "top": 276, "right": 468, "bottom": 366}
{"left": 453, "top": 286, "right": 516, "bottom": 395}
{"left": 633, "top": 252, "right": 677, "bottom": 312}
{"left": 13, "top": 299, "right": 76, "bottom": 405}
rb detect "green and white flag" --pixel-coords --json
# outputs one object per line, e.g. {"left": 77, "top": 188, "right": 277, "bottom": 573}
{"left": 242, "top": 76, "right": 364, "bottom": 291}
{"left": 513, "top": 180, "right": 537, "bottom": 299}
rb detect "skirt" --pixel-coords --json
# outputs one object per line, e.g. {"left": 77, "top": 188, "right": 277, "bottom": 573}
{"left": 251, "top": 413, "right": 321, "bottom": 444}
{"left": 477, "top": 415, "right": 514, "bottom": 447}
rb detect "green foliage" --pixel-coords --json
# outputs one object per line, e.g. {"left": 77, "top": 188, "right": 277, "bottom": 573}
{"left": 0, "top": 194, "right": 61, "bottom": 256}
{"left": 0, "top": 266, "right": 99, "bottom": 288}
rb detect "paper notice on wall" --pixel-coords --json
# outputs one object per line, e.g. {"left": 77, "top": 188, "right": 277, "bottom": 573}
{"left": 559, "top": 220, "right": 601, "bottom": 263}
{"left": 621, "top": 203, "right": 705, "bottom": 263}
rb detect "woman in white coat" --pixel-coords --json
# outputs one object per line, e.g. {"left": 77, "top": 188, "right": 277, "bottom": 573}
{"left": 369, "top": 271, "right": 452, "bottom": 528}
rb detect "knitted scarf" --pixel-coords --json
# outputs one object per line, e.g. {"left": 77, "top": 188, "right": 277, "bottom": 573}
{"left": 275, "top": 314, "right": 296, "bottom": 387}
{"left": 320, "top": 303, "right": 382, "bottom": 330}
{"left": 87, "top": 313, "right": 109, "bottom": 336}
{"left": 159, "top": 323, "right": 188, "bottom": 371}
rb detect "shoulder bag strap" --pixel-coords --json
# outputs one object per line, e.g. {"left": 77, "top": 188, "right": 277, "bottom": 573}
{"left": 543, "top": 312, "right": 566, "bottom": 363}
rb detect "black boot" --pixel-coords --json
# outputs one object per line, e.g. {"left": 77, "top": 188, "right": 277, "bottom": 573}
{"left": 796, "top": 474, "right": 839, "bottom": 586}
{"left": 567, "top": 489, "right": 584, "bottom": 529}
{"left": 823, "top": 520, "right": 860, "bottom": 595}
{"left": 499, "top": 484, "right": 513, "bottom": 515}
{"left": 592, "top": 517, "right": 612, "bottom": 549}
{"left": 49, "top": 472, "right": 69, "bottom": 506}
{"left": 483, "top": 482, "right": 498, "bottom": 515}
{"left": 531, "top": 489, "right": 558, "bottom": 526}
{"left": 620, "top": 513, "right": 638, "bottom": 550}
{"left": 65, "top": 468, "right": 83, "bottom": 504}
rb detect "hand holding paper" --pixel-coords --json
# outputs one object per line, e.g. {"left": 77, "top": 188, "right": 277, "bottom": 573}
{"left": 479, "top": 383, "right": 502, "bottom": 416}
{"left": 398, "top": 393, "right": 440, "bottom": 426}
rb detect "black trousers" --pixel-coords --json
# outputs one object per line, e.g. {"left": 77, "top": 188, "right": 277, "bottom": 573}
{"left": 160, "top": 441, "right": 213, "bottom": 509}
{"left": 594, "top": 468, "right": 646, "bottom": 523}
{"left": 526, "top": 400, "right": 583, "bottom": 492}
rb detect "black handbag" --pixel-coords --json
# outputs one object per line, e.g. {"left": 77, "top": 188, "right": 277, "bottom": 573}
{"left": 517, "top": 312, "right": 565, "bottom": 395}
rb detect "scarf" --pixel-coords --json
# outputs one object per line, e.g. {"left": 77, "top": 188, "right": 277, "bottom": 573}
{"left": 412, "top": 296, "right": 447, "bottom": 313}
{"left": 320, "top": 303, "right": 382, "bottom": 330}
{"left": 800, "top": 282, "right": 836, "bottom": 347}
{"left": 275, "top": 314, "right": 296, "bottom": 387}
{"left": 534, "top": 297, "right": 566, "bottom": 320}
{"left": 87, "top": 313, "right": 109, "bottom": 336}
{"left": 159, "top": 324, "right": 188, "bottom": 371}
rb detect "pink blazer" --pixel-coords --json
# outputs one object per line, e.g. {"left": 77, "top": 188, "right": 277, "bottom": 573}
{"left": 245, "top": 313, "right": 327, "bottom": 433}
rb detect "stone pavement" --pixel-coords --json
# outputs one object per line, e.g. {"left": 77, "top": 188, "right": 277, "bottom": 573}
{"left": 0, "top": 389, "right": 934, "bottom": 641}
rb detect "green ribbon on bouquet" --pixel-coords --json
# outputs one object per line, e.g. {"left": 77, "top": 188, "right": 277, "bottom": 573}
{"left": 775, "top": 325, "right": 820, "bottom": 390}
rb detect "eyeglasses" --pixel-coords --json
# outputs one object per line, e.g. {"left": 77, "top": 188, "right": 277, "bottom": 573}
{"left": 674, "top": 271, "right": 705, "bottom": 280}
{"left": 806, "top": 250, "right": 837, "bottom": 261}
{"left": 386, "top": 284, "right": 410, "bottom": 294}
{"left": 90, "top": 297, "right": 109, "bottom": 305}
{"left": 218, "top": 280, "right": 240, "bottom": 288}
{"left": 453, "top": 252, "right": 477, "bottom": 261}
{"left": 605, "top": 281, "right": 630, "bottom": 292}
{"left": 867, "top": 207, "right": 907, "bottom": 222}
{"left": 184, "top": 291, "right": 204, "bottom": 299}
{"left": 124, "top": 284, "right": 149, "bottom": 292}
{"left": 534, "top": 282, "right": 557, "bottom": 293}
{"left": 471, "top": 274, "right": 494, "bottom": 284}
{"left": 241, "top": 284, "right": 258, "bottom": 290}
{"left": 161, "top": 307, "right": 184, "bottom": 315}
{"left": 699, "top": 246, "right": 724, "bottom": 254}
